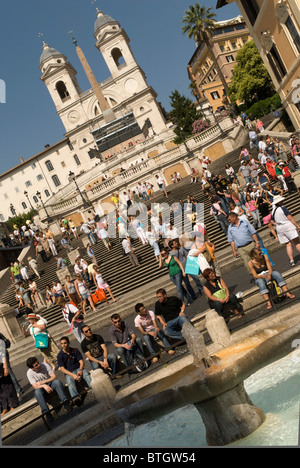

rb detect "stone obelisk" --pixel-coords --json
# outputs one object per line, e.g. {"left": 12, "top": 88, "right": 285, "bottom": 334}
{"left": 72, "top": 36, "right": 116, "bottom": 123}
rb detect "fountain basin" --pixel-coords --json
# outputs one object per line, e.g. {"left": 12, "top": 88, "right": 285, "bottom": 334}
{"left": 115, "top": 322, "right": 300, "bottom": 445}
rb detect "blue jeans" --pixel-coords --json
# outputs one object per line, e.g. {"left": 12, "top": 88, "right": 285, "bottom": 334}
{"left": 182, "top": 275, "right": 197, "bottom": 300}
{"left": 143, "top": 328, "right": 171, "bottom": 355}
{"left": 255, "top": 271, "right": 286, "bottom": 295}
{"left": 34, "top": 379, "right": 69, "bottom": 414}
{"left": 250, "top": 209, "right": 261, "bottom": 228}
{"left": 164, "top": 315, "right": 190, "bottom": 341}
{"left": 65, "top": 368, "right": 92, "bottom": 399}
{"left": 188, "top": 274, "right": 203, "bottom": 293}
{"left": 170, "top": 272, "right": 194, "bottom": 304}
{"left": 116, "top": 337, "right": 144, "bottom": 367}
{"left": 89, "top": 353, "right": 117, "bottom": 374}
{"left": 217, "top": 214, "right": 229, "bottom": 234}
{"left": 88, "top": 232, "right": 96, "bottom": 245}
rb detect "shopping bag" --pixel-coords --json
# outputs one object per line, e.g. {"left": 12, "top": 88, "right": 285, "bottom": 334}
{"left": 90, "top": 292, "right": 100, "bottom": 304}
{"left": 197, "top": 253, "right": 211, "bottom": 273}
{"left": 33, "top": 330, "right": 49, "bottom": 349}
{"left": 185, "top": 256, "right": 200, "bottom": 275}
{"left": 95, "top": 289, "right": 108, "bottom": 302}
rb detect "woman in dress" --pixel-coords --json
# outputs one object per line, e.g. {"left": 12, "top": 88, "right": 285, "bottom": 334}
{"left": 74, "top": 274, "right": 96, "bottom": 315}
{"left": 92, "top": 265, "right": 117, "bottom": 304}
{"left": 64, "top": 275, "right": 81, "bottom": 307}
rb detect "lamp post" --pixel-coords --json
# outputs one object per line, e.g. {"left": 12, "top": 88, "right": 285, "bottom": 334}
{"left": 208, "top": 105, "right": 225, "bottom": 137}
{"left": 68, "top": 171, "right": 90, "bottom": 208}
{"left": 24, "top": 191, "right": 37, "bottom": 215}
{"left": 36, "top": 191, "right": 50, "bottom": 218}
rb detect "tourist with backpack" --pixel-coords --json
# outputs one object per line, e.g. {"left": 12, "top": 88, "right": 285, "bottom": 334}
{"left": 248, "top": 248, "right": 295, "bottom": 310}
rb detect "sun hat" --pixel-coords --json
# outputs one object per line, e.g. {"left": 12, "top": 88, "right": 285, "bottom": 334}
{"left": 27, "top": 313, "right": 41, "bottom": 320}
{"left": 272, "top": 195, "right": 285, "bottom": 205}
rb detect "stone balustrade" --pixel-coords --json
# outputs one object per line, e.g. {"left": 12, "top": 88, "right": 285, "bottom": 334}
{"left": 40, "top": 117, "right": 239, "bottom": 221}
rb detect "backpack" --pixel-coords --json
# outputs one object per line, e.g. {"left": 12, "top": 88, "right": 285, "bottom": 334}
{"left": 267, "top": 279, "right": 285, "bottom": 304}
{"left": 0, "top": 332, "right": 11, "bottom": 349}
{"left": 129, "top": 347, "right": 149, "bottom": 373}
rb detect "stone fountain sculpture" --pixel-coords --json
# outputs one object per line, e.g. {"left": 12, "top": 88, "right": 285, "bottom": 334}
{"left": 114, "top": 311, "right": 300, "bottom": 446}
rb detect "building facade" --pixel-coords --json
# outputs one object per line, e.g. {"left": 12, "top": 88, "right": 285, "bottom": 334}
{"left": 187, "top": 15, "right": 250, "bottom": 112}
{"left": 0, "top": 9, "right": 169, "bottom": 221}
{"left": 216, "top": 0, "right": 300, "bottom": 129}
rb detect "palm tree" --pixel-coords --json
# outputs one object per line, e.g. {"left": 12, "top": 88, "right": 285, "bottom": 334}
{"left": 182, "top": 3, "right": 230, "bottom": 105}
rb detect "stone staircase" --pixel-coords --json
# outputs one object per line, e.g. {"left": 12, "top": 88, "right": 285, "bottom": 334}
{"left": 2, "top": 139, "right": 300, "bottom": 365}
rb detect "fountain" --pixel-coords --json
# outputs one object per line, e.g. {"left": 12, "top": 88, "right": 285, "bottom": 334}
{"left": 114, "top": 311, "right": 300, "bottom": 446}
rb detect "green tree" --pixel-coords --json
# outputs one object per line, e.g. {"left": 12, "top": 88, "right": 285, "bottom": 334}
{"left": 228, "top": 40, "right": 275, "bottom": 107}
{"left": 7, "top": 210, "right": 34, "bottom": 230}
{"left": 182, "top": 3, "right": 230, "bottom": 102}
{"left": 168, "top": 90, "right": 202, "bottom": 143}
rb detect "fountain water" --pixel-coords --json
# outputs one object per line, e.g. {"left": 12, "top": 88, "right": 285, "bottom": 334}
{"left": 109, "top": 352, "right": 299, "bottom": 447}
{"left": 114, "top": 313, "right": 300, "bottom": 446}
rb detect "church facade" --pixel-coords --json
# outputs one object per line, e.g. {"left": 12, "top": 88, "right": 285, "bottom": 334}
{"left": 0, "top": 9, "right": 169, "bottom": 222}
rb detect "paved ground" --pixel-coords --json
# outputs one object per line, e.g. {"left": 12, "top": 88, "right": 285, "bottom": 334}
{"left": 7, "top": 243, "right": 300, "bottom": 411}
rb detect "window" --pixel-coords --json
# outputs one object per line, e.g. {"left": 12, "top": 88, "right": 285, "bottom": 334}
{"left": 223, "top": 26, "right": 235, "bottom": 33}
{"left": 31, "top": 163, "right": 36, "bottom": 169}
{"left": 267, "top": 45, "right": 287, "bottom": 82}
{"left": 219, "top": 43, "right": 225, "bottom": 53}
{"left": 52, "top": 175, "right": 61, "bottom": 187}
{"left": 74, "top": 154, "right": 81, "bottom": 166}
{"left": 67, "top": 141, "right": 74, "bottom": 151}
{"left": 285, "top": 16, "right": 300, "bottom": 53}
{"left": 15, "top": 187, "right": 19, "bottom": 193}
{"left": 45, "top": 160, "right": 54, "bottom": 172}
{"left": 226, "top": 55, "right": 235, "bottom": 63}
{"left": 44, "top": 189, "right": 50, "bottom": 197}
{"left": 211, "top": 91, "right": 220, "bottom": 100}
{"left": 25, "top": 180, "right": 32, "bottom": 187}
{"left": 240, "top": 0, "right": 259, "bottom": 26}
{"left": 56, "top": 81, "right": 70, "bottom": 101}
{"left": 37, "top": 174, "right": 43, "bottom": 181}
{"left": 0, "top": 214, "right": 4, "bottom": 221}
{"left": 33, "top": 196, "right": 38, "bottom": 203}
{"left": 235, "top": 24, "right": 246, "bottom": 31}
{"left": 111, "top": 48, "right": 126, "bottom": 68}
{"left": 4, "top": 193, "right": 8, "bottom": 199}
{"left": 21, "top": 202, "right": 27, "bottom": 210}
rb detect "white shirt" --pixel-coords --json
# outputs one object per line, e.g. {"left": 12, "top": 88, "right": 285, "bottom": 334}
{"left": 99, "top": 228, "right": 108, "bottom": 238}
{"left": 27, "top": 362, "right": 53, "bottom": 385}
{"left": 122, "top": 239, "right": 132, "bottom": 254}
{"left": 80, "top": 224, "right": 91, "bottom": 234}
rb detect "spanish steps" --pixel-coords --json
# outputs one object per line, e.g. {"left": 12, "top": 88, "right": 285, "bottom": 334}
{"left": 2, "top": 135, "right": 300, "bottom": 366}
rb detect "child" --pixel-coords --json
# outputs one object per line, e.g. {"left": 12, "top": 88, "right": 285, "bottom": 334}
{"left": 15, "top": 289, "right": 24, "bottom": 308}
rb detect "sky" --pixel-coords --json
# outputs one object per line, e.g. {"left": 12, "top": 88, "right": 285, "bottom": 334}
{"left": 0, "top": 0, "right": 240, "bottom": 174}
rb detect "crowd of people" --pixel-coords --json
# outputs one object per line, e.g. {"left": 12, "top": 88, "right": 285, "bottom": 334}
{"left": 1, "top": 130, "right": 300, "bottom": 421}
